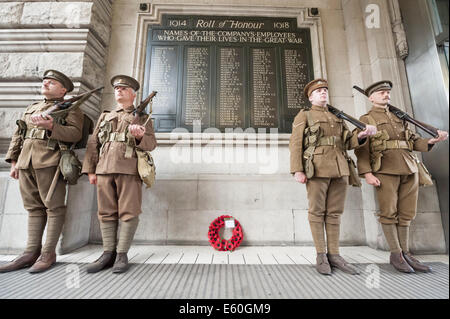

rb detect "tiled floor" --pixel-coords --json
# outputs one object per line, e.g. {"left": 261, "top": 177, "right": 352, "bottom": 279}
{"left": 0, "top": 245, "right": 448, "bottom": 299}
{"left": 1, "top": 245, "right": 447, "bottom": 265}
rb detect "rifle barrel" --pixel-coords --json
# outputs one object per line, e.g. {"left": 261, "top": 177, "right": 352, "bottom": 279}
{"left": 326, "top": 104, "right": 366, "bottom": 130}
{"left": 352, "top": 85, "right": 439, "bottom": 138}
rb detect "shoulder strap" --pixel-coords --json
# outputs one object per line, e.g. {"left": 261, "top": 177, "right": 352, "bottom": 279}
{"left": 365, "top": 114, "right": 377, "bottom": 126}
{"left": 306, "top": 110, "right": 314, "bottom": 127}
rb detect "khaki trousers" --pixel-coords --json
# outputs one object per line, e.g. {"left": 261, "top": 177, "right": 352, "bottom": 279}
{"left": 306, "top": 176, "right": 348, "bottom": 225}
{"left": 19, "top": 165, "right": 66, "bottom": 216}
{"left": 374, "top": 173, "right": 418, "bottom": 226}
{"left": 97, "top": 174, "right": 143, "bottom": 222}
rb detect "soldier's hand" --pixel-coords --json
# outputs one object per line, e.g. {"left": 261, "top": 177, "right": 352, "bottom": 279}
{"left": 31, "top": 113, "right": 54, "bottom": 131}
{"left": 88, "top": 173, "right": 97, "bottom": 185}
{"left": 428, "top": 130, "right": 448, "bottom": 144}
{"left": 129, "top": 124, "right": 145, "bottom": 140}
{"left": 294, "top": 171, "right": 307, "bottom": 184}
{"left": 364, "top": 173, "right": 381, "bottom": 187}
{"left": 358, "top": 125, "right": 377, "bottom": 139}
{"left": 9, "top": 161, "right": 19, "bottom": 180}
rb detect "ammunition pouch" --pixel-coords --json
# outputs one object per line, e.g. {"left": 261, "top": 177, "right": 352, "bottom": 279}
{"left": 368, "top": 130, "right": 389, "bottom": 172}
{"left": 405, "top": 129, "right": 414, "bottom": 151}
{"left": 303, "top": 114, "right": 322, "bottom": 179}
{"left": 303, "top": 146, "right": 315, "bottom": 179}
{"left": 98, "top": 120, "right": 112, "bottom": 154}
{"left": 136, "top": 148, "right": 156, "bottom": 188}
{"left": 47, "top": 113, "right": 67, "bottom": 151}
{"left": 16, "top": 120, "right": 27, "bottom": 139}
{"left": 124, "top": 128, "right": 136, "bottom": 159}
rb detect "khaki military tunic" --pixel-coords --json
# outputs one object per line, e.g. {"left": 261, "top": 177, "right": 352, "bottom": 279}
{"left": 289, "top": 105, "right": 363, "bottom": 224}
{"left": 5, "top": 99, "right": 84, "bottom": 214}
{"left": 355, "top": 106, "right": 433, "bottom": 226}
{"left": 82, "top": 105, "right": 157, "bottom": 222}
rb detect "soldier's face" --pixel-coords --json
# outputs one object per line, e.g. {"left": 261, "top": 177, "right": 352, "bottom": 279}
{"left": 309, "top": 87, "right": 328, "bottom": 106}
{"left": 41, "top": 79, "right": 67, "bottom": 99}
{"left": 369, "top": 89, "right": 391, "bottom": 106}
{"left": 114, "top": 86, "right": 136, "bottom": 105}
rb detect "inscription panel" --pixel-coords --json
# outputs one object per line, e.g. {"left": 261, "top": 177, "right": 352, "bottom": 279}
{"left": 144, "top": 15, "right": 314, "bottom": 132}
{"left": 149, "top": 46, "right": 178, "bottom": 115}
{"left": 182, "top": 46, "right": 211, "bottom": 127}
{"left": 250, "top": 47, "right": 278, "bottom": 128}
{"left": 216, "top": 47, "right": 245, "bottom": 128}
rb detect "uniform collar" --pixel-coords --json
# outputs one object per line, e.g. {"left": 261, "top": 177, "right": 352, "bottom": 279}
{"left": 311, "top": 104, "right": 328, "bottom": 111}
{"left": 371, "top": 105, "right": 389, "bottom": 113}
{"left": 115, "top": 105, "right": 135, "bottom": 113}
{"left": 44, "top": 97, "right": 64, "bottom": 103}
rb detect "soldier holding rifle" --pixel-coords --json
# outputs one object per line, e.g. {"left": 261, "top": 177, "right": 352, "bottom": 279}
{"left": 353, "top": 81, "right": 448, "bottom": 273}
{"left": 1, "top": 70, "right": 84, "bottom": 273}
{"left": 82, "top": 75, "right": 157, "bottom": 274}
{"left": 289, "top": 78, "right": 377, "bottom": 276}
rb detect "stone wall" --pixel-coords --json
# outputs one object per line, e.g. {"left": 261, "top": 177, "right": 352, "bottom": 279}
{"left": 0, "top": 0, "right": 446, "bottom": 254}
{"left": 89, "top": 0, "right": 447, "bottom": 252}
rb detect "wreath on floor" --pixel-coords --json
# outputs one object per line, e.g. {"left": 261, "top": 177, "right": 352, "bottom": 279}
{"left": 208, "top": 215, "right": 243, "bottom": 251}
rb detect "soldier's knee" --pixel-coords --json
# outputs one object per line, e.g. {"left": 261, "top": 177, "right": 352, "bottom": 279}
{"left": 308, "top": 212, "right": 325, "bottom": 223}
{"left": 325, "top": 215, "right": 341, "bottom": 225}
{"left": 46, "top": 207, "right": 66, "bottom": 217}
{"left": 28, "top": 209, "right": 47, "bottom": 217}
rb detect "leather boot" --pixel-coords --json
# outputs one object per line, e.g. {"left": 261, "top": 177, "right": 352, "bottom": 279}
{"left": 112, "top": 253, "right": 129, "bottom": 274}
{"left": 327, "top": 254, "right": 360, "bottom": 275}
{"left": 389, "top": 251, "right": 414, "bottom": 273}
{"left": 0, "top": 251, "right": 40, "bottom": 273}
{"left": 315, "top": 253, "right": 331, "bottom": 275}
{"left": 28, "top": 251, "right": 56, "bottom": 274}
{"left": 86, "top": 251, "right": 117, "bottom": 273}
{"left": 403, "top": 251, "right": 432, "bottom": 273}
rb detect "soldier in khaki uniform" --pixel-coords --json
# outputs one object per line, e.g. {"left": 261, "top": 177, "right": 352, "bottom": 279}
{"left": 82, "top": 75, "right": 157, "bottom": 274}
{"left": 289, "top": 79, "right": 377, "bottom": 275}
{"left": 1, "top": 70, "right": 84, "bottom": 273}
{"left": 354, "top": 80, "right": 448, "bottom": 273}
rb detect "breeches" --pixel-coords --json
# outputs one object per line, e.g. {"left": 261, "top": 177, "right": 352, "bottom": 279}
{"left": 306, "top": 176, "right": 348, "bottom": 225}
{"left": 374, "top": 173, "right": 418, "bottom": 227}
{"left": 97, "top": 174, "right": 143, "bottom": 222}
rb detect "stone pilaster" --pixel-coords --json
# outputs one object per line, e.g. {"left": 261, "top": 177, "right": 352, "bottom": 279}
{"left": 0, "top": 0, "right": 113, "bottom": 152}
{"left": 0, "top": 1, "right": 113, "bottom": 254}
{"left": 341, "top": 0, "right": 445, "bottom": 253}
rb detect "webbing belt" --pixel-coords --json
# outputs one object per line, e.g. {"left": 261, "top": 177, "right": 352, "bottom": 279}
{"left": 108, "top": 132, "right": 127, "bottom": 142}
{"left": 24, "top": 127, "right": 46, "bottom": 140}
{"left": 317, "top": 136, "right": 341, "bottom": 147}
{"left": 385, "top": 140, "right": 410, "bottom": 149}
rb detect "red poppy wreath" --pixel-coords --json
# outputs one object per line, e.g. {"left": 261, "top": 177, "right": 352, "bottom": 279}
{"left": 208, "top": 215, "right": 243, "bottom": 251}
